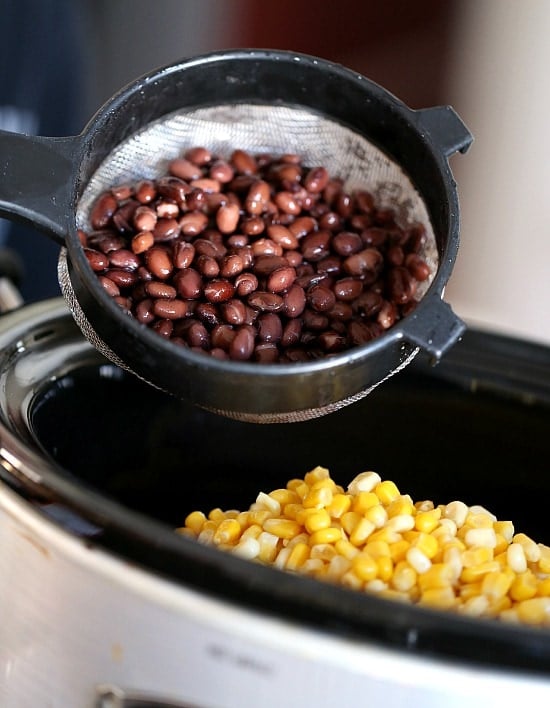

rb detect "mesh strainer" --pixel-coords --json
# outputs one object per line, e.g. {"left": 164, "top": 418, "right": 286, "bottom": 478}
{"left": 0, "top": 49, "right": 472, "bottom": 423}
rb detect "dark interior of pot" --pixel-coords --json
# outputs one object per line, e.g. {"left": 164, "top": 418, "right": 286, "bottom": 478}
{"left": 29, "top": 328, "right": 550, "bottom": 544}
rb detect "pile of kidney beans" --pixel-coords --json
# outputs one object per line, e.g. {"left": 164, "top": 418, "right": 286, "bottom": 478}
{"left": 81, "top": 147, "right": 431, "bottom": 363}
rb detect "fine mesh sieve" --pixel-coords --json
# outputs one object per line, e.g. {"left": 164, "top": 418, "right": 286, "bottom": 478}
{"left": 0, "top": 49, "right": 472, "bottom": 423}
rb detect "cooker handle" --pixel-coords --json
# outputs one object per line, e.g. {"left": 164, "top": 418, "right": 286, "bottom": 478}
{"left": 413, "top": 105, "right": 473, "bottom": 157}
{"left": 0, "top": 129, "right": 81, "bottom": 245}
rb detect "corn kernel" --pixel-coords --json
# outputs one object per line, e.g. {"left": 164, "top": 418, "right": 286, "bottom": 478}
{"left": 367, "top": 527, "right": 402, "bottom": 546}
{"left": 255, "top": 491, "right": 281, "bottom": 515}
{"left": 375, "top": 480, "right": 401, "bottom": 506}
{"left": 349, "top": 517, "right": 376, "bottom": 546}
{"left": 269, "top": 488, "right": 300, "bottom": 506}
{"left": 510, "top": 570, "right": 538, "bottom": 602}
{"left": 386, "top": 513, "right": 416, "bottom": 533}
{"left": 263, "top": 518, "right": 302, "bottom": 540}
{"left": 389, "top": 539, "right": 410, "bottom": 563}
{"left": 341, "top": 511, "right": 363, "bottom": 536}
{"left": 406, "top": 547, "right": 432, "bottom": 574}
{"left": 328, "top": 493, "right": 352, "bottom": 519}
{"left": 387, "top": 497, "right": 416, "bottom": 518}
{"left": 365, "top": 579, "right": 388, "bottom": 593}
{"left": 444, "top": 501, "right": 469, "bottom": 528}
{"left": 208, "top": 508, "right": 225, "bottom": 522}
{"left": 304, "top": 466, "right": 330, "bottom": 485}
{"left": 459, "top": 595, "right": 490, "bottom": 617}
{"left": 352, "top": 491, "right": 380, "bottom": 514}
{"left": 274, "top": 546, "right": 292, "bottom": 569}
{"left": 341, "top": 570, "right": 364, "bottom": 591}
{"left": 481, "top": 571, "right": 514, "bottom": 601}
{"left": 234, "top": 537, "right": 261, "bottom": 560}
{"left": 302, "top": 558, "right": 324, "bottom": 574}
{"left": 294, "top": 482, "right": 309, "bottom": 500}
{"left": 494, "top": 533, "right": 509, "bottom": 555}
{"left": 377, "top": 556, "right": 394, "bottom": 583}
{"left": 241, "top": 524, "right": 263, "bottom": 540}
{"left": 310, "top": 543, "right": 337, "bottom": 561}
{"left": 309, "top": 527, "right": 342, "bottom": 546}
{"left": 513, "top": 533, "right": 541, "bottom": 562}
{"left": 364, "top": 504, "right": 388, "bottom": 528}
{"left": 302, "top": 508, "right": 332, "bottom": 533}
{"left": 516, "top": 597, "right": 550, "bottom": 625}
{"left": 415, "top": 509, "right": 442, "bottom": 534}
{"left": 536, "top": 578, "right": 550, "bottom": 597}
{"left": 462, "top": 546, "right": 494, "bottom": 568}
{"left": 538, "top": 544, "right": 550, "bottom": 573}
{"left": 185, "top": 510, "right": 207, "bottom": 535}
{"left": 392, "top": 561, "right": 417, "bottom": 592}
{"left": 507, "top": 543, "right": 527, "bottom": 574}
{"left": 415, "top": 499, "right": 435, "bottom": 512}
{"left": 420, "top": 586, "right": 457, "bottom": 609}
{"left": 347, "top": 471, "right": 381, "bottom": 495}
{"left": 248, "top": 509, "right": 271, "bottom": 526}
{"left": 286, "top": 478, "right": 304, "bottom": 492}
{"left": 258, "top": 531, "right": 279, "bottom": 563}
{"left": 465, "top": 512, "right": 494, "bottom": 529}
{"left": 303, "top": 486, "right": 333, "bottom": 509}
{"left": 469, "top": 504, "right": 497, "bottom": 521}
{"left": 286, "top": 542, "right": 310, "bottom": 571}
{"left": 494, "top": 520, "right": 515, "bottom": 543}
{"left": 461, "top": 562, "right": 501, "bottom": 583}
{"left": 352, "top": 552, "right": 378, "bottom": 582}
{"left": 212, "top": 519, "right": 241, "bottom": 545}
{"left": 335, "top": 538, "right": 360, "bottom": 561}
{"left": 326, "top": 555, "right": 351, "bottom": 580}
{"left": 417, "top": 563, "right": 455, "bottom": 591}
{"left": 282, "top": 503, "right": 303, "bottom": 520}
{"left": 412, "top": 532, "right": 439, "bottom": 559}
{"left": 464, "top": 528, "right": 497, "bottom": 549}
{"left": 364, "top": 540, "right": 391, "bottom": 559}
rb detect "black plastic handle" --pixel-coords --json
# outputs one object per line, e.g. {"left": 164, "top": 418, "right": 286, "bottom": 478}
{"left": 0, "top": 130, "right": 81, "bottom": 245}
{"left": 414, "top": 105, "right": 473, "bottom": 157}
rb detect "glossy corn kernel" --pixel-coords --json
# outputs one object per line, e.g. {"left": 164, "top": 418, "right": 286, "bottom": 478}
{"left": 328, "top": 493, "right": 352, "bottom": 519}
{"left": 302, "top": 508, "right": 332, "bottom": 534}
{"left": 352, "top": 491, "right": 380, "bottom": 514}
{"left": 184, "top": 510, "right": 207, "bottom": 535}
{"left": 415, "top": 509, "right": 441, "bottom": 534}
{"left": 309, "top": 526, "right": 342, "bottom": 546}
{"left": 352, "top": 552, "right": 378, "bottom": 582}
{"left": 263, "top": 518, "right": 302, "bottom": 540}
{"left": 375, "top": 480, "right": 401, "bottom": 506}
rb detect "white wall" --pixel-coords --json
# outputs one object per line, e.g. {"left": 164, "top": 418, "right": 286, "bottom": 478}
{"left": 445, "top": 0, "right": 550, "bottom": 344}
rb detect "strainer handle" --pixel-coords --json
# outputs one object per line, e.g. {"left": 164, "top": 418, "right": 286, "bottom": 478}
{"left": 414, "top": 106, "right": 473, "bottom": 157}
{"left": 0, "top": 129, "right": 80, "bottom": 245}
{"left": 403, "top": 298, "right": 466, "bottom": 362}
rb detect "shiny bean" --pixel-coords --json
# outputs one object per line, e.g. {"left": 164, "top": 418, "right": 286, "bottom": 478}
{"left": 90, "top": 192, "right": 118, "bottom": 229}
{"left": 307, "top": 285, "right": 336, "bottom": 312}
{"left": 132, "top": 230, "right": 155, "bottom": 254}
{"left": 343, "top": 248, "right": 383, "bottom": 277}
{"left": 204, "top": 279, "right": 235, "bottom": 303}
{"left": 179, "top": 212, "right": 208, "bottom": 237}
{"left": 196, "top": 254, "right": 220, "bottom": 279}
{"left": 109, "top": 249, "right": 140, "bottom": 271}
{"left": 174, "top": 268, "right": 202, "bottom": 299}
{"left": 153, "top": 218, "right": 180, "bottom": 242}
{"left": 229, "top": 325, "right": 256, "bottom": 361}
{"left": 234, "top": 272, "right": 259, "bottom": 297}
{"left": 257, "top": 312, "right": 283, "bottom": 343}
{"left": 153, "top": 299, "right": 188, "bottom": 320}
{"left": 267, "top": 266, "right": 296, "bottom": 293}
{"left": 173, "top": 241, "right": 196, "bottom": 269}
{"left": 247, "top": 291, "right": 284, "bottom": 312}
{"left": 135, "top": 298, "right": 155, "bottom": 324}
{"left": 145, "top": 247, "right": 173, "bottom": 280}
{"left": 144, "top": 281, "right": 177, "bottom": 299}
{"left": 333, "top": 277, "right": 363, "bottom": 302}
{"left": 133, "top": 205, "right": 158, "bottom": 232}
{"left": 283, "top": 284, "right": 306, "bottom": 318}
{"left": 216, "top": 203, "right": 241, "bottom": 234}
{"left": 219, "top": 254, "right": 244, "bottom": 279}
{"left": 220, "top": 299, "right": 247, "bottom": 326}
{"left": 85, "top": 248, "right": 109, "bottom": 272}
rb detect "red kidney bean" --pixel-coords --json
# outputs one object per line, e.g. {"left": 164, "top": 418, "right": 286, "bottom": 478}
{"left": 169, "top": 158, "right": 202, "bottom": 181}
{"left": 104, "top": 269, "right": 139, "bottom": 288}
{"left": 85, "top": 248, "right": 109, "bottom": 272}
{"left": 343, "top": 248, "right": 383, "bottom": 277}
{"left": 405, "top": 253, "right": 431, "bottom": 281}
{"left": 174, "top": 268, "right": 202, "bottom": 299}
{"left": 234, "top": 272, "right": 259, "bottom": 297}
{"left": 204, "top": 279, "right": 235, "bottom": 303}
{"left": 98, "top": 275, "right": 120, "bottom": 297}
{"left": 248, "top": 291, "right": 284, "bottom": 312}
{"left": 229, "top": 325, "right": 256, "bottom": 360}
{"left": 196, "top": 254, "right": 220, "bottom": 279}
{"left": 134, "top": 298, "right": 155, "bottom": 324}
{"left": 144, "top": 281, "right": 177, "bottom": 299}
{"left": 185, "top": 146, "right": 212, "bottom": 165}
{"left": 109, "top": 249, "right": 140, "bottom": 271}
{"left": 257, "top": 312, "right": 283, "bottom": 343}
{"left": 267, "top": 266, "right": 296, "bottom": 293}
{"left": 133, "top": 205, "right": 157, "bottom": 233}
{"left": 219, "top": 254, "right": 244, "bottom": 279}
{"left": 90, "top": 192, "right": 118, "bottom": 229}
{"left": 301, "top": 230, "right": 331, "bottom": 262}
{"left": 153, "top": 299, "right": 188, "bottom": 320}
{"left": 131, "top": 230, "right": 155, "bottom": 254}
{"left": 84, "top": 148, "right": 432, "bottom": 362}
{"left": 283, "top": 284, "right": 306, "bottom": 318}
{"left": 307, "top": 285, "right": 336, "bottom": 312}
{"left": 254, "top": 342, "right": 280, "bottom": 363}
{"left": 281, "top": 318, "right": 302, "bottom": 347}
{"left": 220, "top": 299, "right": 247, "bottom": 326}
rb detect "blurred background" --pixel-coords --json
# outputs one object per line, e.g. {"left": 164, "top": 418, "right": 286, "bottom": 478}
{"left": 1, "top": 0, "right": 549, "bottom": 345}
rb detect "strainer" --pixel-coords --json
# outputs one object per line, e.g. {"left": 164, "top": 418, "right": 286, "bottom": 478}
{"left": 0, "top": 49, "right": 472, "bottom": 423}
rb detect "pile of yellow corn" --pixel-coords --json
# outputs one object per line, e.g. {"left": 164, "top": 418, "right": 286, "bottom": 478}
{"left": 178, "top": 466, "right": 550, "bottom": 626}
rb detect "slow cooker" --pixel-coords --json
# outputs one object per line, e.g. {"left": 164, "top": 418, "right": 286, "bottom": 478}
{"left": 1, "top": 297, "right": 550, "bottom": 707}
